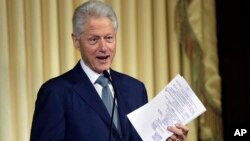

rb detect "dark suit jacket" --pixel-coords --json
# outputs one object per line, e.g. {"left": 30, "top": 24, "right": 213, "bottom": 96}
{"left": 30, "top": 62, "right": 148, "bottom": 141}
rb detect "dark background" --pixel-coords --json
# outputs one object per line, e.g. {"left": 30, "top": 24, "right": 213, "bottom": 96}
{"left": 216, "top": 0, "right": 250, "bottom": 140}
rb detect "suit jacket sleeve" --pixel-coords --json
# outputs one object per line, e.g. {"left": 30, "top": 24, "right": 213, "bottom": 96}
{"left": 30, "top": 80, "right": 65, "bottom": 141}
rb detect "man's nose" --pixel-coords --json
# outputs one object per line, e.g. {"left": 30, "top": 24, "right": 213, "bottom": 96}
{"left": 99, "top": 38, "right": 108, "bottom": 51}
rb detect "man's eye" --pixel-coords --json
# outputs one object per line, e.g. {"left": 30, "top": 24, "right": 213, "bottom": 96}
{"left": 105, "top": 36, "right": 114, "bottom": 43}
{"left": 88, "top": 38, "right": 98, "bottom": 45}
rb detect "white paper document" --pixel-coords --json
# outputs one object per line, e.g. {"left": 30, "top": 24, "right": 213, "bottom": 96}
{"left": 127, "top": 74, "right": 206, "bottom": 141}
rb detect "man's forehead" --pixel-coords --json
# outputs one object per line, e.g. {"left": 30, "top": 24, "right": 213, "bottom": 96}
{"left": 83, "top": 20, "right": 115, "bottom": 35}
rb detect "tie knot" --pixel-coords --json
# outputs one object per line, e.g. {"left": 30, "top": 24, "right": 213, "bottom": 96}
{"left": 95, "top": 75, "right": 109, "bottom": 87}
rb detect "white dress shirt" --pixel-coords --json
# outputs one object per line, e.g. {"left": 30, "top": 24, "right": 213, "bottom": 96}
{"left": 80, "top": 59, "right": 115, "bottom": 98}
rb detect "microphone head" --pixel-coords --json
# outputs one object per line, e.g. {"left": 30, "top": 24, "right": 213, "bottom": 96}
{"left": 103, "top": 70, "right": 111, "bottom": 82}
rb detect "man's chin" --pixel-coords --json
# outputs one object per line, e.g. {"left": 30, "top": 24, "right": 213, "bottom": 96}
{"left": 95, "top": 67, "right": 111, "bottom": 73}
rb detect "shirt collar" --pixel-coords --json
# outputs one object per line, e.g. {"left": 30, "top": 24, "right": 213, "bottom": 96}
{"left": 80, "top": 59, "right": 110, "bottom": 84}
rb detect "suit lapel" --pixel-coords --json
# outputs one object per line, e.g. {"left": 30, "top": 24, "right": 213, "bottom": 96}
{"left": 110, "top": 70, "right": 130, "bottom": 137}
{"left": 69, "top": 63, "right": 125, "bottom": 138}
{"left": 70, "top": 63, "right": 111, "bottom": 127}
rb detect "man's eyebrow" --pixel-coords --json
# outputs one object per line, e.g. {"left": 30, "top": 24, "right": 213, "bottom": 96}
{"left": 86, "top": 34, "right": 100, "bottom": 38}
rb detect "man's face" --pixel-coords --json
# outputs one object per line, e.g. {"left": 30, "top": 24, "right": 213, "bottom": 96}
{"left": 73, "top": 17, "right": 116, "bottom": 73}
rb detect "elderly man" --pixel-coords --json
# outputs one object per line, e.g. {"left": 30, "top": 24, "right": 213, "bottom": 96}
{"left": 30, "top": 1, "right": 189, "bottom": 141}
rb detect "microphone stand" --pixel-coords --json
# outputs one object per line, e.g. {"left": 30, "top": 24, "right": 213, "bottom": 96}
{"left": 103, "top": 70, "right": 117, "bottom": 141}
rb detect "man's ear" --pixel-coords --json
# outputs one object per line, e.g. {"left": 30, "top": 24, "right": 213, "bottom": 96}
{"left": 72, "top": 33, "right": 80, "bottom": 51}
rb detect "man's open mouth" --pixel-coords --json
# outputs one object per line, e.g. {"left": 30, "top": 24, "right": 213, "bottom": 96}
{"left": 97, "top": 55, "right": 109, "bottom": 60}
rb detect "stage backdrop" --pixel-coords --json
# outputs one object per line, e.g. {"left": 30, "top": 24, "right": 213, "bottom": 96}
{"left": 0, "top": 0, "right": 222, "bottom": 140}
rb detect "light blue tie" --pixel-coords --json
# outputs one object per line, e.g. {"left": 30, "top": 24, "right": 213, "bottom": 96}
{"left": 95, "top": 75, "right": 121, "bottom": 132}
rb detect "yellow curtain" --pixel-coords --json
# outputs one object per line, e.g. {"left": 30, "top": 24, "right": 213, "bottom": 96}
{"left": 175, "top": 0, "right": 222, "bottom": 140}
{"left": 0, "top": 0, "right": 222, "bottom": 140}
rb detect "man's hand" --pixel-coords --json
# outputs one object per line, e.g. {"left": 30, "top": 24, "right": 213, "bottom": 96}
{"left": 166, "top": 123, "right": 189, "bottom": 141}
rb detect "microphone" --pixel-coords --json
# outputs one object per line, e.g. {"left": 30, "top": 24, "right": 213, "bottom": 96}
{"left": 103, "top": 70, "right": 117, "bottom": 141}
{"left": 103, "top": 70, "right": 112, "bottom": 82}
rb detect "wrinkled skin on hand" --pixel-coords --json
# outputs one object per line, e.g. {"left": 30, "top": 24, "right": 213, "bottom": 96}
{"left": 166, "top": 124, "right": 189, "bottom": 141}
